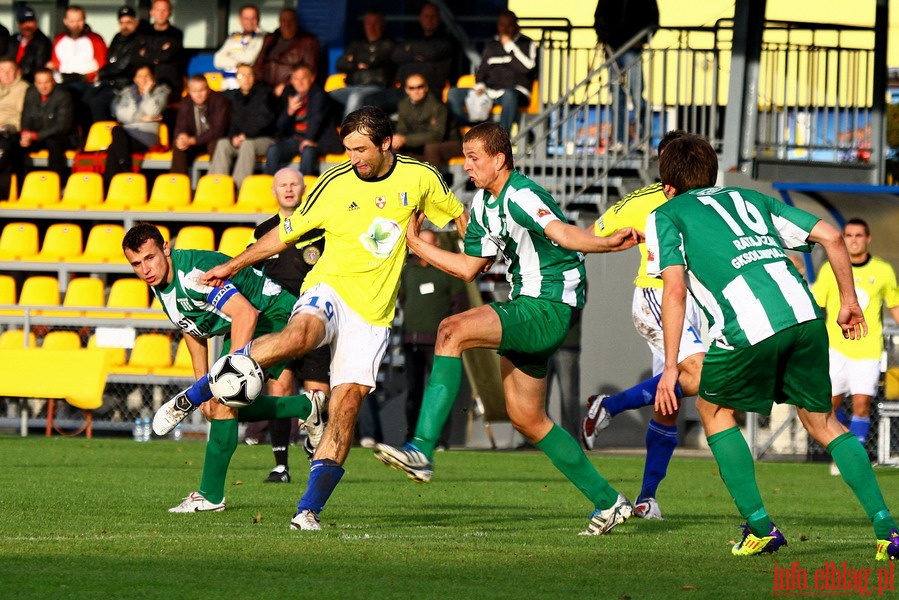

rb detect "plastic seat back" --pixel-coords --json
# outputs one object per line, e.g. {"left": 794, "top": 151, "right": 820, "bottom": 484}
{"left": 42, "top": 330, "right": 83, "bottom": 350}
{"left": 60, "top": 173, "right": 105, "bottom": 209}
{"left": 232, "top": 174, "right": 276, "bottom": 213}
{"left": 0, "top": 329, "right": 37, "bottom": 348}
{"left": 0, "top": 222, "right": 39, "bottom": 260}
{"left": 147, "top": 174, "right": 191, "bottom": 210}
{"left": 17, "top": 171, "right": 61, "bottom": 207}
{"left": 192, "top": 174, "right": 235, "bottom": 211}
{"left": 30, "top": 223, "right": 83, "bottom": 262}
{"left": 174, "top": 225, "right": 215, "bottom": 251}
{"left": 77, "top": 224, "right": 126, "bottom": 263}
{"left": 18, "top": 275, "right": 60, "bottom": 316}
{"left": 104, "top": 173, "right": 147, "bottom": 210}
{"left": 62, "top": 278, "right": 105, "bottom": 317}
{"left": 218, "top": 226, "right": 253, "bottom": 257}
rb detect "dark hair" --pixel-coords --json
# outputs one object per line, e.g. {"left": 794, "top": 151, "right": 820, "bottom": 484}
{"left": 845, "top": 218, "right": 870, "bottom": 236}
{"left": 340, "top": 106, "right": 392, "bottom": 146}
{"left": 123, "top": 223, "right": 165, "bottom": 253}
{"left": 657, "top": 129, "right": 687, "bottom": 155}
{"left": 32, "top": 67, "right": 54, "bottom": 80}
{"left": 65, "top": 5, "right": 86, "bottom": 18}
{"left": 658, "top": 134, "right": 718, "bottom": 194}
{"left": 188, "top": 73, "right": 209, "bottom": 86}
{"left": 463, "top": 122, "right": 514, "bottom": 171}
{"left": 291, "top": 63, "right": 316, "bottom": 78}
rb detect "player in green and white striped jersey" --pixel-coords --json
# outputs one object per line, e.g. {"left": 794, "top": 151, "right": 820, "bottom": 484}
{"left": 647, "top": 134, "right": 899, "bottom": 560}
{"left": 375, "top": 123, "right": 644, "bottom": 536}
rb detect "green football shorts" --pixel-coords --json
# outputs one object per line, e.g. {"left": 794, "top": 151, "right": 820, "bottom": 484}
{"left": 699, "top": 319, "right": 831, "bottom": 415}
{"left": 489, "top": 296, "right": 574, "bottom": 378}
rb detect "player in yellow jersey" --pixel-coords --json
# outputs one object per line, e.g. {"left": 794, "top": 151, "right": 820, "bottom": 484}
{"left": 812, "top": 218, "right": 899, "bottom": 475}
{"left": 580, "top": 130, "right": 707, "bottom": 520}
{"left": 153, "top": 106, "right": 467, "bottom": 530}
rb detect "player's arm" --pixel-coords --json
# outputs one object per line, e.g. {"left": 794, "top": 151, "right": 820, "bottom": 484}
{"left": 182, "top": 334, "right": 210, "bottom": 379}
{"left": 453, "top": 211, "right": 469, "bottom": 239}
{"left": 202, "top": 226, "right": 290, "bottom": 287}
{"left": 543, "top": 220, "right": 643, "bottom": 253}
{"left": 407, "top": 211, "right": 491, "bottom": 281}
{"left": 808, "top": 220, "right": 866, "bottom": 340}
{"left": 219, "top": 292, "right": 260, "bottom": 350}
{"left": 656, "top": 265, "right": 688, "bottom": 416}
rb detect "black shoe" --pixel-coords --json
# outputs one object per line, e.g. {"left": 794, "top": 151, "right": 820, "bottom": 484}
{"left": 264, "top": 468, "right": 290, "bottom": 483}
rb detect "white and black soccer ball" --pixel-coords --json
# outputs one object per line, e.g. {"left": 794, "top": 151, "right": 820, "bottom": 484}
{"left": 209, "top": 353, "right": 264, "bottom": 408}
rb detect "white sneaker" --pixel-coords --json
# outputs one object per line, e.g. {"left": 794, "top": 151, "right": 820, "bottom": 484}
{"left": 581, "top": 394, "right": 612, "bottom": 450}
{"left": 634, "top": 497, "right": 664, "bottom": 520}
{"left": 829, "top": 462, "right": 841, "bottom": 476}
{"left": 359, "top": 437, "right": 376, "bottom": 449}
{"left": 290, "top": 509, "right": 321, "bottom": 531}
{"left": 168, "top": 491, "right": 225, "bottom": 513}
{"left": 579, "top": 493, "right": 633, "bottom": 535}
{"left": 153, "top": 391, "right": 197, "bottom": 436}
{"left": 302, "top": 391, "right": 328, "bottom": 450}
{"left": 374, "top": 442, "right": 433, "bottom": 483}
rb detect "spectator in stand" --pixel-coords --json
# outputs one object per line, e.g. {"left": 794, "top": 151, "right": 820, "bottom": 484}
{"left": 331, "top": 10, "right": 394, "bottom": 117}
{"left": 103, "top": 66, "right": 169, "bottom": 190}
{"left": 133, "top": 0, "right": 184, "bottom": 102}
{"left": 18, "top": 68, "right": 73, "bottom": 182}
{"left": 214, "top": 5, "right": 266, "bottom": 90}
{"left": 171, "top": 74, "right": 230, "bottom": 176}
{"left": 391, "top": 73, "right": 461, "bottom": 171}
{"left": 264, "top": 64, "right": 341, "bottom": 176}
{"left": 253, "top": 8, "right": 321, "bottom": 97}
{"left": 0, "top": 21, "right": 9, "bottom": 59}
{"left": 82, "top": 6, "right": 143, "bottom": 126}
{"left": 0, "top": 58, "right": 28, "bottom": 199}
{"left": 368, "top": 2, "right": 457, "bottom": 116}
{"left": 209, "top": 63, "right": 277, "bottom": 187}
{"left": 6, "top": 6, "right": 52, "bottom": 84}
{"left": 447, "top": 10, "right": 537, "bottom": 134}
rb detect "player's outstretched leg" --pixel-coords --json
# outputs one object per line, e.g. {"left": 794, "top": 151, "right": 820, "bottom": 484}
{"left": 153, "top": 390, "right": 202, "bottom": 436}
{"left": 581, "top": 377, "right": 683, "bottom": 450}
{"left": 634, "top": 419, "right": 678, "bottom": 519}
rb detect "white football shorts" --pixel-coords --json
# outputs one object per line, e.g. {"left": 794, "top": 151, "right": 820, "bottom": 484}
{"left": 828, "top": 349, "right": 880, "bottom": 397}
{"left": 632, "top": 286, "right": 707, "bottom": 376}
{"left": 291, "top": 283, "right": 389, "bottom": 390}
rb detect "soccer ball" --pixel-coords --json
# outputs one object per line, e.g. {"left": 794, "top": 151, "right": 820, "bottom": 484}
{"left": 209, "top": 353, "right": 264, "bottom": 408}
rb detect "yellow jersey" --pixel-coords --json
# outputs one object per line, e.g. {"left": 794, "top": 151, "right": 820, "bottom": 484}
{"left": 594, "top": 182, "right": 667, "bottom": 289}
{"left": 279, "top": 155, "right": 464, "bottom": 327}
{"left": 812, "top": 255, "right": 899, "bottom": 360}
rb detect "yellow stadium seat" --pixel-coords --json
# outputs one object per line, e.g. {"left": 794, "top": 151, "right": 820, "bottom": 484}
{"left": 0, "top": 275, "right": 17, "bottom": 317}
{"left": 109, "top": 333, "right": 173, "bottom": 375}
{"left": 73, "top": 223, "right": 126, "bottom": 264}
{"left": 147, "top": 174, "right": 191, "bottom": 211}
{"left": 87, "top": 334, "right": 126, "bottom": 369}
{"left": 231, "top": 174, "right": 276, "bottom": 213}
{"left": 27, "top": 223, "right": 83, "bottom": 262}
{"left": 103, "top": 173, "right": 147, "bottom": 210}
{"left": 0, "top": 222, "right": 39, "bottom": 260}
{"left": 3, "top": 173, "right": 16, "bottom": 202}
{"left": 103, "top": 278, "right": 149, "bottom": 319}
{"left": 174, "top": 225, "right": 215, "bottom": 251}
{"left": 153, "top": 337, "right": 194, "bottom": 377}
{"left": 42, "top": 330, "right": 83, "bottom": 350}
{"left": 59, "top": 172, "right": 104, "bottom": 209}
{"left": 218, "top": 226, "right": 253, "bottom": 257}
{"left": 83, "top": 120, "right": 117, "bottom": 152}
{"left": 324, "top": 73, "right": 346, "bottom": 92}
{"left": 192, "top": 174, "right": 235, "bottom": 211}
{"left": 18, "top": 275, "right": 60, "bottom": 316}
{"left": 0, "top": 329, "right": 37, "bottom": 348}
{"left": 16, "top": 171, "right": 61, "bottom": 208}
{"left": 204, "top": 72, "right": 224, "bottom": 91}
{"left": 303, "top": 174, "right": 318, "bottom": 197}
{"left": 61, "top": 277, "right": 105, "bottom": 317}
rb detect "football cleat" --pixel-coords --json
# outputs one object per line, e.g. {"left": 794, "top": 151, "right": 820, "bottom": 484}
{"left": 373, "top": 442, "right": 433, "bottom": 483}
{"left": 302, "top": 391, "right": 328, "bottom": 450}
{"left": 290, "top": 509, "right": 321, "bottom": 531}
{"left": 153, "top": 391, "right": 197, "bottom": 436}
{"left": 875, "top": 528, "right": 899, "bottom": 561}
{"left": 579, "top": 493, "right": 633, "bottom": 535}
{"left": 731, "top": 523, "right": 787, "bottom": 556}
{"left": 581, "top": 394, "right": 611, "bottom": 450}
{"left": 168, "top": 491, "right": 226, "bottom": 513}
{"left": 264, "top": 466, "right": 290, "bottom": 483}
{"left": 634, "top": 497, "right": 663, "bottom": 520}
{"left": 302, "top": 435, "right": 315, "bottom": 460}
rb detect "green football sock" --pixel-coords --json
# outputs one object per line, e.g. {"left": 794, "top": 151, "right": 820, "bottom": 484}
{"left": 197, "top": 418, "right": 238, "bottom": 505}
{"left": 238, "top": 393, "right": 313, "bottom": 422}
{"left": 536, "top": 423, "right": 620, "bottom": 510}
{"left": 707, "top": 426, "right": 769, "bottom": 537}
{"left": 411, "top": 355, "right": 462, "bottom": 459}
{"left": 828, "top": 432, "right": 897, "bottom": 538}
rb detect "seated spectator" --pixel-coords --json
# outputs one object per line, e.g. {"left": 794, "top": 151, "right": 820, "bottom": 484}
{"left": 0, "top": 21, "right": 9, "bottom": 59}
{"left": 265, "top": 64, "right": 341, "bottom": 176}
{"left": 209, "top": 63, "right": 276, "bottom": 187}
{"left": 50, "top": 5, "right": 108, "bottom": 84}
{"left": 253, "top": 8, "right": 321, "bottom": 96}
{"left": 391, "top": 73, "right": 460, "bottom": 171}
{"left": 6, "top": 6, "right": 52, "bottom": 84}
{"left": 447, "top": 10, "right": 536, "bottom": 134}
{"left": 171, "top": 74, "right": 230, "bottom": 175}
{"left": 18, "top": 68, "right": 74, "bottom": 182}
{"left": 82, "top": 6, "right": 144, "bottom": 126}
{"left": 214, "top": 4, "right": 266, "bottom": 90}
{"left": 0, "top": 58, "right": 29, "bottom": 199}
{"left": 103, "top": 66, "right": 169, "bottom": 189}
{"left": 331, "top": 10, "right": 395, "bottom": 117}
{"left": 133, "top": 0, "right": 184, "bottom": 102}
{"left": 368, "top": 2, "right": 457, "bottom": 115}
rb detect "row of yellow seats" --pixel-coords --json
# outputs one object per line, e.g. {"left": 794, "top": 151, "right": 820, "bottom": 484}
{"left": 1, "top": 171, "right": 318, "bottom": 213}
{"left": 0, "top": 329, "right": 191, "bottom": 377}
{"left": 0, "top": 275, "right": 166, "bottom": 319}
{"left": 0, "top": 222, "right": 255, "bottom": 262}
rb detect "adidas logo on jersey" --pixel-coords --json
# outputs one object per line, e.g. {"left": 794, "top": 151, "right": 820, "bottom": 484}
{"left": 348, "top": 202, "right": 360, "bottom": 211}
